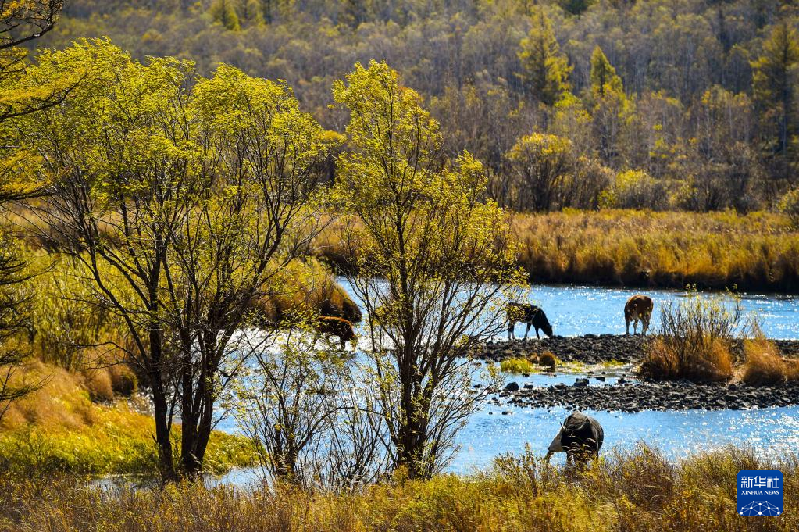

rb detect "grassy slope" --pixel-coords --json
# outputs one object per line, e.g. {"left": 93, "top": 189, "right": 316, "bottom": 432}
{"left": 0, "top": 360, "right": 255, "bottom": 475}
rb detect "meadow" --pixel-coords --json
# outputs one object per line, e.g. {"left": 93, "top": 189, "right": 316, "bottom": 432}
{"left": 315, "top": 210, "right": 799, "bottom": 293}
{"left": 0, "top": 445, "right": 795, "bottom": 531}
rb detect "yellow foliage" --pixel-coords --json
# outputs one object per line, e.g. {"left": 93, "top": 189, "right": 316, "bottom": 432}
{"left": 742, "top": 337, "right": 789, "bottom": 385}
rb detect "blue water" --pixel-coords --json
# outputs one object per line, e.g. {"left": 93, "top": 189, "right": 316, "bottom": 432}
{"left": 519, "top": 285, "right": 799, "bottom": 340}
{"left": 211, "top": 281, "right": 799, "bottom": 485}
{"left": 335, "top": 278, "right": 799, "bottom": 340}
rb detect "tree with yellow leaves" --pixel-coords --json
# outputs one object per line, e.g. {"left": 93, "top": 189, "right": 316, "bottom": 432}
{"left": 333, "top": 61, "right": 524, "bottom": 479}
{"left": 22, "top": 40, "right": 337, "bottom": 481}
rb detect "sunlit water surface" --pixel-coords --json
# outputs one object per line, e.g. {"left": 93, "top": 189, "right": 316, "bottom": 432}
{"left": 211, "top": 281, "right": 799, "bottom": 486}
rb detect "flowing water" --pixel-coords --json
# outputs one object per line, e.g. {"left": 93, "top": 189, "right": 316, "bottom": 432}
{"left": 211, "top": 281, "right": 799, "bottom": 485}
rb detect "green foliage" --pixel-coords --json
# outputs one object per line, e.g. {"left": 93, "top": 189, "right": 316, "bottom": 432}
{"left": 333, "top": 60, "right": 524, "bottom": 478}
{"left": 27, "top": 1, "right": 799, "bottom": 212}
{"left": 752, "top": 21, "right": 799, "bottom": 179}
{"left": 599, "top": 170, "right": 664, "bottom": 210}
{"left": 559, "top": 0, "right": 595, "bottom": 17}
{"left": 503, "top": 128, "right": 610, "bottom": 211}
{"left": 500, "top": 357, "right": 535, "bottom": 374}
{"left": 210, "top": 0, "right": 241, "bottom": 30}
{"left": 28, "top": 255, "right": 112, "bottom": 371}
{"left": 517, "top": 8, "right": 571, "bottom": 106}
{"left": 779, "top": 186, "right": 799, "bottom": 226}
{"left": 589, "top": 46, "right": 623, "bottom": 99}
{"left": 20, "top": 38, "right": 337, "bottom": 480}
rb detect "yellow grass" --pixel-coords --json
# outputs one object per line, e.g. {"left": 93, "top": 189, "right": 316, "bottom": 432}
{"left": 742, "top": 337, "right": 791, "bottom": 385}
{"left": 0, "top": 445, "right": 796, "bottom": 531}
{"left": 500, "top": 357, "right": 536, "bottom": 374}
{"left": 0, "top": 360, "right": 256, "bottom": 475}
{"left": 641, "top": 336, "right": 733, "bottom": 383}
{"left": 315, "top": 210, "right": 799, "bottom": 292}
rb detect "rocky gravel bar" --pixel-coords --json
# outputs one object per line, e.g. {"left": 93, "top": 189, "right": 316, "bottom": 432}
{"left": 492, "top": 379, "right": 799, "bottom": 412}
{"left": 477, "top": 335, "right": 799, "bottom": 365}
{"left": 475, "top": 335, "right": 799, "bottom": 411}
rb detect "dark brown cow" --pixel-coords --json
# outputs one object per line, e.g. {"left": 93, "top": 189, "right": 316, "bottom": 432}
{"left": 507, "top": 302, "right": 553, "bottom": 341}
{"left": 625, "top": 295, "right": 653, "bottom": 335}
{"left": 317, "top": 316, "right": 357, "bottom": 349}
{"left": 545, "top": 411, "right": 604, "bottom": 466}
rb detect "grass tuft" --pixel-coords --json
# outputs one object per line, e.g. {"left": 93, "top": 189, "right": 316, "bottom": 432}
{"left": 500, "top": 358, "right": 536, "bottom": 374}
{"left": 742, "top": 336, "right": 788, "bottom": 385}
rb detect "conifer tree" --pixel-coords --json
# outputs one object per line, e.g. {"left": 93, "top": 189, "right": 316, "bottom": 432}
{"left": 589, "top": 46, "right": 623, "bottom": 99}
{"left": 517, "top": 8, "right": 571, "bottom": 106}
{"left": 752, "top": 21, "right": 799, "bottom": 182}
{"left": 210, "top": 0, "right": 241, "bottom": 31}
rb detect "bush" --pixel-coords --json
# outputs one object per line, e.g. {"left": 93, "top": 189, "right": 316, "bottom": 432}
{"left": 108, "top": 364, "right": 137, "bottom": 396}
{"left": 500, "top": 358, "right": 535, "bottom": 374}
{"left": 81, "top": 368, "right": 114, "bottom": 402}
{"left": 742, "top": 336, "right": 787, "bottom": 385}
{"left": 539, "top": 351, "right": 557, "bottom": 369}
{"left": 3, "top": 445, "right": 796, "bottom": 531}
{"left": 599, "top": 170, "right": 669, "bottom": 210}
{"left": 639, "top": 291, "right": 739, "bottom": 382}
{"left": 779, "top": 186, "right": 799, "bottom": 227}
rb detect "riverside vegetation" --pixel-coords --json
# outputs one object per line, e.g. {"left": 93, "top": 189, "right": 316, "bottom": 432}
{"left": 316, "top": 209, "right": 799, "bottom": 292}
{"left": 2, "top": 2, "right": 799, "bottom": 530}
{"left": 1, "top": 445, "right": 797, "bottom": 531}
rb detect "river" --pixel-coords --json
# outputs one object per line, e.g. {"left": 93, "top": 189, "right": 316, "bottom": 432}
{"left": 212, "top": 281, "right": 799, "bottom": 485}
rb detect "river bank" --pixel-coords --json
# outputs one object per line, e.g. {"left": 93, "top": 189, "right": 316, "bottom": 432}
{"left": 496, "top": 378, "right": 799, "bottom": 412}
{"left": 316, "top": 210, "right": 799, "bottom": 293}
{"left": 476, "top": 336, "right": 799, "bottom": 412}
{"left": 2, "top": 445, "right": 796, "bottom": 531}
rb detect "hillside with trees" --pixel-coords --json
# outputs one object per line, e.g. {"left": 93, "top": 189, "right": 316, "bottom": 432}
{"left": 30, "top": 0, "right": 799, "bottom": 213}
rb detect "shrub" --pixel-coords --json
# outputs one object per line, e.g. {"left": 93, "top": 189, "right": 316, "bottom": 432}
{"left": 108, "top": 364, "right": 137, "bottom": 396}
{"left": 599, "top": 170, "right": 668, "bottom": 210}
{"left": 742, "top": 336, "right": 787, "bottom": 385}
{"left": 500, "top": 358, "right": 535, "bottom": 374}
{"left": 639, "top": 292, "right": 739, "bottom": 382}
{"left": 539, "top": 351, "right": 557, "bottom": 369}
{"left": 81, "top": 368, "right": 114, "bottom": 402}
{"left": 779, "top": 186, "right": 799, "bottom": 227}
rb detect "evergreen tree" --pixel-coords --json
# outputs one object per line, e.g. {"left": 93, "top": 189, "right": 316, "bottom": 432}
{"left": 587, "top": 46, "right": 628, "bottom": 167}
{"left": 589, "top": 46, "right": 623, "bottom": 99}
{"left": 240, "top": 0, "right": 264, "bottom": 26}
{"left": 210, "top": 0, "right": 241, "bottom": 31}
{"left": 560, "top": 0, "right": 595, "bottom": 17}
{"left": 517, "top": 8, "right": 571, "bottom": 106}
{"left": 752, "top": 21, "right": 799, "bottom": 183}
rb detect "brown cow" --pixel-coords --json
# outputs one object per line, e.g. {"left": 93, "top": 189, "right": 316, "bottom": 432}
{"left": 317, "top": 316, "right": 357, "bottom": 349}
{"left": 624, "top": 295, "right": 653, "bottom": 335}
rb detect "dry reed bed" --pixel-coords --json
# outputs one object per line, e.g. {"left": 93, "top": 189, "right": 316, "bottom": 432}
{"left": 0, "top": 446, "right": 795, "bottom": 531}
{"left": 315, "top": 210, "right": 799, "bottom": 292}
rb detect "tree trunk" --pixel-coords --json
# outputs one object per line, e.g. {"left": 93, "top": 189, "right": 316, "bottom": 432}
{"left": 149, "top": 330, "right": 177, "bottom": 483}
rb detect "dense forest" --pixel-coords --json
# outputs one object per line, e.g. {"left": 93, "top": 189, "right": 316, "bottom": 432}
{"left": 29, "top": 0, "right": 799, "bottom": 213}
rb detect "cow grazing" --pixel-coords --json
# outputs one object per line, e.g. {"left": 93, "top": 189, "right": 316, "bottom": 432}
{"left": 545, "top": 411, "right": 604, "bottom": 466}
{"left": 507, "top": 302, "right": 553, "bottom": 341}
{"left": 317, "top": 315, "right": 357, "bottom": 349}
{"left": 625, "top": 295, "right": 653, "bottom": 335}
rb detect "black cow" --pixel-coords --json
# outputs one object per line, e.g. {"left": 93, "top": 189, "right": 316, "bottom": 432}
{"left": 545, "top": 411, "right": 604, "bottom": 466}
{"left": 506, "top": 302, "right": 553, "bottom": 341}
